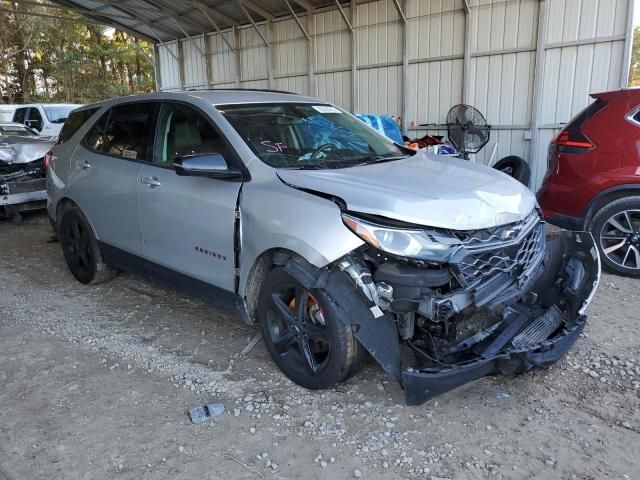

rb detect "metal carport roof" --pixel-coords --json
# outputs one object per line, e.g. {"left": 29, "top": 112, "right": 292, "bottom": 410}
{"left": 49, "top": 0, "right": 334, "bottom": 43}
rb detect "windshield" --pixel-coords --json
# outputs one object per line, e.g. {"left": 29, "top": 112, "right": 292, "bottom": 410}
{"left": 43, "top": 106, "right": 76, "bottom": 124}
{"left": 219, "top": 103, "right": 408, "bottom": 169}
{"left": 0, "top": 125, "right": 36, "bottom": 136}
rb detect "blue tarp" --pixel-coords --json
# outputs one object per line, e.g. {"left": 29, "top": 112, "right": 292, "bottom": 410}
{"left": 355, "top": 114, "right": 403, "bottom": 144}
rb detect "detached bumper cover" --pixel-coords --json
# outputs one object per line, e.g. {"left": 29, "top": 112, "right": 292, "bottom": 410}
{"left": 402, "top": 317, "right": 585, "bottom": 405}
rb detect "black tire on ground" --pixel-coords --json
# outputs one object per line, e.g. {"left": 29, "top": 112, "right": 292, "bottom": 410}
{"left": 493, "top": 155, "right": 531, "bottom": 186}
{"left": 258, "top": 267, "right": 366, "bottom": 390}
{"left": 588, "top": 196, "right": 640, "bottom": 278}
{"left": 59, "top": 206, "right": 118, "bottom": 284}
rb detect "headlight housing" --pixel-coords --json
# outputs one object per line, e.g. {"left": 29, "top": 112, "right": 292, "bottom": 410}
{"left": 341, "top": 213, "right": 460, "bottom": 261}
{"left": 0, "top": 146, "right": 17, "bottom": 163}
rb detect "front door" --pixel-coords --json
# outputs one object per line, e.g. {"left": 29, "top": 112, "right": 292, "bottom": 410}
{"left": 137, "top": 102, "right": 242, "bottom": 292}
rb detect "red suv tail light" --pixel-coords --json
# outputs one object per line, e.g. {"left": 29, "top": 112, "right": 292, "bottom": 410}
{"left": 551, "top": 99, "right": 607, "bottom": 155}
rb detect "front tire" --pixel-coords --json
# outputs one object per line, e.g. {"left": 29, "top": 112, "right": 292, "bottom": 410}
{"left": 258, "top": 267, "right": 365, "bottom": 389}
{"left": 59, "top": 206, "right": 118, "bottom": 284}
{"left": 589, "top": 196, "right": 640, "bottom": 278}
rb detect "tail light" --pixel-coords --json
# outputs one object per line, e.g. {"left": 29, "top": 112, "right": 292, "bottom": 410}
{"left": 551, "top": 98, "right": 607, "bottom": 155}
{"left": 551, "top": 129, "right": 595, "bottom": 154}
{"left": 44, "top": 151, "right": 52, "bottom": 168}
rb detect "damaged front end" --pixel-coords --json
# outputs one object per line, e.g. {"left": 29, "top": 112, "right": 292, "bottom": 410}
{"left": 288, "top": 210, "right": 600, "bottom": 405}
{"left": 0, "top": 136, "right": 51, "bottom": 221}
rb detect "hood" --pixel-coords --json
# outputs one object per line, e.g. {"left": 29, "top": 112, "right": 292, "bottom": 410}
{"left": 277, "top": 151, "right": 537, "bottom": 230}
{"left": 0, "top": 135, "right": 55, "bottom": 164}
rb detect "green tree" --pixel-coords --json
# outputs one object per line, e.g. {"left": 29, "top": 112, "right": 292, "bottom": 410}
{"left": 1, "top": 2, "right": 154, "bottom": 104}
{"left": 630, "top": 26, "right": 640, "bottom": 87}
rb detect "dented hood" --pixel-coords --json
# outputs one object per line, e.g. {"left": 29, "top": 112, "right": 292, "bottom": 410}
{"left": 0, "top": 135, "right": 55, "bottom": 164}
{"left": 277, "top": 151, "right": 537, "bottom": 230}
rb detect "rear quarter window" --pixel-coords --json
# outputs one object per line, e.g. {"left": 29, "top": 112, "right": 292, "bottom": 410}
{"left": 58, "top": 108, "right": 100, "bottom": 144}
{"left": 82, "top": 103, "right": 156, "bottom": 161}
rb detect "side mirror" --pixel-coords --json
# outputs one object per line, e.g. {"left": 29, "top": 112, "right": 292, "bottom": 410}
{"left": 174, "top": 153, "right": 243, "bottom": 180}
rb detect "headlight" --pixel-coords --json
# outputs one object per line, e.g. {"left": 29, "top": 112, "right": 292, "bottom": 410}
{"left": 0, "top": 146, "right": 17, "bottom": 163}
{"left": 341, "top": 213, "right": 459, "bottom": 261}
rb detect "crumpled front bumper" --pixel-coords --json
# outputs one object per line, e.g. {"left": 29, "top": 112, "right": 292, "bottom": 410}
{"left": 401, "top": 231, "right": 600, "bottom": 406}
{"left": 402, "top": 317, "right": 585, "bottom": 405}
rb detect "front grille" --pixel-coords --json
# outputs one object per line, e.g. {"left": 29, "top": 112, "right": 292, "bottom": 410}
{"left": 454, "top": 218, "right": 546, "bottom": 288}
{"left": 7, "top": 178, "right": 46, "bottom": 195}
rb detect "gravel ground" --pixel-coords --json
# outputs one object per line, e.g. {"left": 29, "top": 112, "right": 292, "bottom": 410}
{"left": 1, "top": 212, "right": 639, "bottom": 480}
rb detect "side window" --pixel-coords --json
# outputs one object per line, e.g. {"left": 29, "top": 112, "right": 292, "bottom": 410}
{"left": 154, "top": 103, "right": 225, "bottom": 166}
{"left": 633, "top": 110, "right": 640, "bottom": 124}
{"left": 99, "top": 103, "right": 155, "bottom": 161}
{"left": 13, "top": 108, "right": 27, "bottom": 124}
{"left": 83, "top": 110, "right": 110, "bottom": 151}
{"left": 28, "top": 107, "right": 44, "bottom": 131}
{"left": 58, "top": 107, "right": 100, "bottom": 144}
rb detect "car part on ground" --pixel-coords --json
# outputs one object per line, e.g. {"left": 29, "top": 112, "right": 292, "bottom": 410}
{"left": 492, "top": 155, "right": 531, "bottom": 187}
{"left": 0, "top": 134, "right": 54, "bottom": 223}
{"left": 538, "top": 88, "right": 640, "bottom": 277}
{"left": 47, "top": 90, "right": 600, "bottom": 405}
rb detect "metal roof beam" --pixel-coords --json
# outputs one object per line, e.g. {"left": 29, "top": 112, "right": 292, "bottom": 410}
{"left": 283, "top": 0, "right": 309, "bottom": 40}
{"left": 236, "top": 0, "right": 273, "bottom": 20}
{"left": 190, "top": 0, "right": 240, "bottom": 27}
{"left": 236, "top": 0, "right": 269, "bottom": 46}
{"left": 290, "top": 0, "right": 313, "bottom": 10}
{"left": 333, "top": 0, "right": 353, "bottom": 32}
{"left": 390, "top": 0, "right": 406, "bottom": 23}
{"left": 192, "top": 1, "right": 237, "bottom": 52}
{"left": 143, "top": 0, "right": 214, "bottom": 33}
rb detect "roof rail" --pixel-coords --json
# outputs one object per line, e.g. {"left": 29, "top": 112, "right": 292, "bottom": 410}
{"left": 186, "top": 88, "right": 300, "bottom": 95}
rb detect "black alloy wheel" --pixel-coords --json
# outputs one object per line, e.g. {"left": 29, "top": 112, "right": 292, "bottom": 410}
{"left": 259, "top": 267, "right": 365, "bottom": 389}
{"left": 59, "top": 207, "right": 118, "bottom": 284}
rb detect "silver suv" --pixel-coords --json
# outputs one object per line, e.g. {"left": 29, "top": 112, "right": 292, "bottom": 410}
{"left": 47, "top": 90, "right": 600, "bottom": 405}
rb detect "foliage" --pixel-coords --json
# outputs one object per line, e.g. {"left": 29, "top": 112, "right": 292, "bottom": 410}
{"left": 0, "top": 2, "right": 155, "bottom": 104}
{"left": 630, "top": 26, "right": 640, "bottom": 87}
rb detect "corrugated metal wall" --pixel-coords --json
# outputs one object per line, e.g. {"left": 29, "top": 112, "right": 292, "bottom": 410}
{"left": 155, "top": 0, "right": 634, "bottom": 189}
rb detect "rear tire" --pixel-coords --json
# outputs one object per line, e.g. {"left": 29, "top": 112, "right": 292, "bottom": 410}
{"left": 258, "top": 267, "right": 366, "bottom": 390}
{"left": 59, "top": 206, "right": 118, "bottom": 284}
{"left": 589, "top": 196, "right": 640, "bottom": 278}
{"left": 493, "top": 155, "right": 531, "bottom": 187}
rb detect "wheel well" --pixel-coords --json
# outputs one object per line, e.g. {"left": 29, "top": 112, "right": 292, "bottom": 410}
{"left": 242, "top": 248, "right": 307, "bottom": 324}
{"left": 585, "top": 187, "right": 640, "bottom": 228}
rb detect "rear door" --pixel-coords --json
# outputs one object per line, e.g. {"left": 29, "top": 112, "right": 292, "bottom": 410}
{"left": 69, "top": 102, "right": 157, "bottom": 256}
{"left": 137, "top": 101, "right": 242, "bottom": 291}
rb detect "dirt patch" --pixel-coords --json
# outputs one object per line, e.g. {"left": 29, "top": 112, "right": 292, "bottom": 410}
{"left": 1, "top": 213, "right": 639, "bottom": 479}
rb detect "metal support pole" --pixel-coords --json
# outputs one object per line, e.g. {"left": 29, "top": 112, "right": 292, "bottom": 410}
{"left": 267, "top": 19, "right": 274, "bottom": 88}
{"left": 307, "top": 7, "right": 315, "bottom": 96}
{"left": 529, "top": 0, "right": 548, "bottom": 190}
{"left": 462, "top": 0, "right": 472, "bottom": 104}
{"left": 350, "top": 0, "right": 357, "bottom": 112}
{"left": 621, "top": 0, "right": 635, "bottom": 87}
{"left": 396, "top": 0, "right": 408, "bottom": 135}
{"left": 234, "top": 26, "right": 242, "bottom": 86}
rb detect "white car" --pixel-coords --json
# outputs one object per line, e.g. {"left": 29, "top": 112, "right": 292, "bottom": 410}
{"left": 12, "top": 104, "right": 81, "bottom": 137}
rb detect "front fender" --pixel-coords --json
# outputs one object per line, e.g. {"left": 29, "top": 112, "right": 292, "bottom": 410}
{"left": 238, "top": 177, "right": 363, "bottom": 297}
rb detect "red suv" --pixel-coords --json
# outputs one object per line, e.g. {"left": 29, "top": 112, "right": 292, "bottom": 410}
{"left": 538, "top": 88, "right": 640, "bottom": 277}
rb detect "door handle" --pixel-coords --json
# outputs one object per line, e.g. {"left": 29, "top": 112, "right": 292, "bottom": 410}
{"left": 141, "top": 176, "right": 162, "bottom": 188}
{"left": 81, "top": 160, "right": 91, "bottom": 169}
